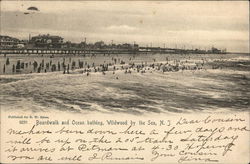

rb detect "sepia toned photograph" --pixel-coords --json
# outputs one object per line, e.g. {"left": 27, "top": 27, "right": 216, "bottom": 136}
{"left": 0, "top": 1, "right": 249, "bottom": 114}
{"left": 0, "top": 1, "right": 249, "bottom": 163}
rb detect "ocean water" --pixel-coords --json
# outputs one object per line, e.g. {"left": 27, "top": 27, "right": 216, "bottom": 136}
{"left": 0, "top": 53, "right": 249, "bottom": 115}
{"left": 0, "top": 53, "right": 246, "bottom": 74}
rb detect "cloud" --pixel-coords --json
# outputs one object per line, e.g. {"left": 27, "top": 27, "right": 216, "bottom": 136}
{"left": 106, "top": 25, "right": 137, "bottom": 32}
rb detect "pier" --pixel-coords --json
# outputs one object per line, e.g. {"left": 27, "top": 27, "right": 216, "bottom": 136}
{"left": 0, "top": 48, "right": 138, "bottom": 55}
{"left": 0, "top": 47, "right": 225, "bottom": 55}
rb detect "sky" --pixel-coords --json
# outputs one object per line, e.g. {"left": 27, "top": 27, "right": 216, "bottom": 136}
{"left": 0, "top": 1, "right": 249, "bottom": 52}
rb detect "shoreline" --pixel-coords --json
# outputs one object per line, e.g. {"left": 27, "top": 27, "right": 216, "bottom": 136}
{"left": 1, "top": 53, "right": 249, "bottom": 74}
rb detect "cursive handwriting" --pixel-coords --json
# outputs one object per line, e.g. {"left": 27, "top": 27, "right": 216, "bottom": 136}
{"left": 3, "top": 114, "right": 249, "bottom": 163}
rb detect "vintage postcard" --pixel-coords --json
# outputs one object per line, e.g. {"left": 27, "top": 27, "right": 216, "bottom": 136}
{"left": 0, "top": 1, "right": 249, "bottom": 163}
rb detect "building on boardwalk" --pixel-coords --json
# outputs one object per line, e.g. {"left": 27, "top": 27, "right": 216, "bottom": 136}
{"left": 30, "top": 34, "right": 63, "bottom": 48}
{"left": 0, "top": 35, "right": 20, "bottom": 48}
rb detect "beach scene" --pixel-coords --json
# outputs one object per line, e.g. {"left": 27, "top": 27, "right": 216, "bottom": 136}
{"left": 0, "top": 1, "right": 249, "bottom": 115}
{"left": 1, "top": 53, "right": 249, "bottom": 114}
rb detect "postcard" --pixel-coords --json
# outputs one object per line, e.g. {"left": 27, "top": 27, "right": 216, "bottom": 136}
{"left": 0, "top": 1, "right": 249, "bottom": 163}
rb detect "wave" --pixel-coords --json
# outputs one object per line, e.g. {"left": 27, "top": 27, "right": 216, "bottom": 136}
{"left": 1, "top": 66, "right": 249, "bottom": 115}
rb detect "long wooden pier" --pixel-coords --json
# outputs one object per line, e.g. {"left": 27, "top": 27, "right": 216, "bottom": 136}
{"left": 0, "top": 48, "right": 139, "bottom": 55}
{"left": 0, "top": 47, "right": 223, "bottom": 55}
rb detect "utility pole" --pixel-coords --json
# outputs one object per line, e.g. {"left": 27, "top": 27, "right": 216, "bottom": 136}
{"left": 83, "top": 36, "right": 86, "bottom": 55}
{"left": 29, "top": 34, "right": 31, "bottom": 42}
{"left": 133, "top": 41, "right": 136, "bottom": 54}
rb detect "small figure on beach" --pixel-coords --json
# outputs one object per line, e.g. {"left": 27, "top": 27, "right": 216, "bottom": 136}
{"left": 12, "top": 64, "right": 15, "bottom": 73}
{"left": 67, "top": 64, "right": 70, "bottom": 74}
{"left": 6, "top": 58, "right": 10, "bottom": 65}
{"left": 3, "top": 64, "right": 6, "bottom": 73}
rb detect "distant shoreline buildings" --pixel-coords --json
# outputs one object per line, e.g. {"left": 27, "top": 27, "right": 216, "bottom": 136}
{"left": 0, "top": 35, "right": 28, "bottom": 49}
{"left": 0, "top": 34, "right": 226, "bottom": 54}
{"left": 0, "top": 34, "right": 139, "bottom": 50}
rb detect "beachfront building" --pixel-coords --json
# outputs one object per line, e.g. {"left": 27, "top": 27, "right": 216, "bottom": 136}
{"left": 211, "top": 47, "right": 222, "bottom": 53}
{"left": 116, "top": 43, "right": 139, "bottom": 50}
{"left": 132, "top": 44, "right": 139, "bottom": 50}
{"left": 0, "top": 35, "right": 20, "bottom": 48}
{"left": 94, "top": 41, "right": 105, "bottom": 49}
{"left": 207, "top": 47, "right": 222, "bottom": 54}
{"left": 30, "top": 34, "right": 64, "bottom": 48}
